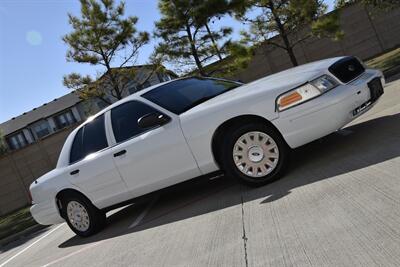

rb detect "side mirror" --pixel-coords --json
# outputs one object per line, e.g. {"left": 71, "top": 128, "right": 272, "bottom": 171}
{"left": 137, "top": 112, "right": 171, "bottom": 129}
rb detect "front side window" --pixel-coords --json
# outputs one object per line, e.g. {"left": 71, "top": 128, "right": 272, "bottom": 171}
{"left": 141, "top": 77, "right": 241, "bottom": 114}
{"left": 111, "top": 101, "right": 161, "bottom": 143}
{"left": 69, "top": 115, "right": 108, "bottom": 164}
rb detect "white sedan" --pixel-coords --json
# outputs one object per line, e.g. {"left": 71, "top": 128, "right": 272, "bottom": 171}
{"left": 30, "top": 56, "right": 385, "bottom": 236}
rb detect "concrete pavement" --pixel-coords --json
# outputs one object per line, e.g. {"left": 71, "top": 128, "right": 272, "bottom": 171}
{"left": 1, "top": 79, "right": 400, "bottom": 267}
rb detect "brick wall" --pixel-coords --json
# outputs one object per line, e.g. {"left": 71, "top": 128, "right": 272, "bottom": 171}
{"left": 0, "top": 127, "right": 75, "bottom": 215}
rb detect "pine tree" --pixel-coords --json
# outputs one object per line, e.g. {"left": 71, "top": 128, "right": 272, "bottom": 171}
{"left": 155, "top": 0, "right": 233, "bottom": 75}
{"left": 234, "top": 0, "right": 342, "bottom": 67}
{"left": 63, "top": 0, "right": 152, "bottom": 104}
{"left": 336, "top": 0, "right": 400, "bottom": 9}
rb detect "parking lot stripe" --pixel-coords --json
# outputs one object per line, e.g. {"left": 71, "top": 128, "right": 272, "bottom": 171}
{"left": 0, "top": 224, "right": 64, "bottom": 267}
{"left": 42, "top": 242, "right": 102, "bottom": 267}
{"left": 129, "top": 196, "right": 159, "bottom": 229}
{"left": 42, "top": 200, "right": 156, "bottom": 266}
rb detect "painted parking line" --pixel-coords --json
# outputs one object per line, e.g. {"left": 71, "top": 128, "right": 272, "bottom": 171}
{"left": 42, "top": 199, "right": 158, "bottom": 266}
{"left": 129, "top": 196, "right": 159, "bottom": 229}
{"left": 42, "top": 241, "right": 102, "bottom": 267}
{"left": 106, "top": 204, "right": 133, "bottom": 217}
{"left": 0, "top": 224, "right": 64, "bottom": 267}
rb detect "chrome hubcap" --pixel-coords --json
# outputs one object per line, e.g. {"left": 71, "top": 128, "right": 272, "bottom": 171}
{"left": 233, "top": 131, "right": 279, "bottom": 178}
{"left": 67, "top": 201, "right": 90, "bottom": 232}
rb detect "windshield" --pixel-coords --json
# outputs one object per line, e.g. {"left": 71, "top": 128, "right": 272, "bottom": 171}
{"left": 141, "top": 77, "right": 242, "bottom": 114}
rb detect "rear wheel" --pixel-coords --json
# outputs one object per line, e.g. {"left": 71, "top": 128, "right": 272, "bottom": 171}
{"left": 61, "top": 193, "right": 106, "bottom": 237}
{"left": 220, "top": 122, "right": 289, "bottom": 186}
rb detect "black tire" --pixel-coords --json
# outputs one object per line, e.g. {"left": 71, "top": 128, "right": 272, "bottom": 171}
{"left": 220, "top": 122, "right": 290, "bottom": 187}
{"left": 61, "top": 192, "right": 106, "bottom": 237}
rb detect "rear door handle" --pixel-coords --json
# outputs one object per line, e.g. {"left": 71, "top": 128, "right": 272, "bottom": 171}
{"left": 114, "top": 150, "right": 127, "bottom": 157}
{"left": 70, "top": 169, "right": 80, "bottom": 175}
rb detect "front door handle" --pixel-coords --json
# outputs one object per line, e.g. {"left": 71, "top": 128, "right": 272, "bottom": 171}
{"left": 70, "top": 169, "right": 80, "bottom": 175}
{"left": 114, "top": 150, "right": 127, "bottom": 157}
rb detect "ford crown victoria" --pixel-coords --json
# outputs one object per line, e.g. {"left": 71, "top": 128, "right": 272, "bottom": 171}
{"left": 30, "top": 56, "right": 385, "bottom": 236}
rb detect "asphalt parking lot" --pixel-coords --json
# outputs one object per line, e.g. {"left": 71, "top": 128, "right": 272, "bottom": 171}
{"left": 1, "top": 78, "right": 400, "bottom": 267}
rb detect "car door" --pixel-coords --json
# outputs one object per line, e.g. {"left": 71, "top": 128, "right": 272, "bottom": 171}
{"left": 109, "top": 100, "right": 201, "bottom": 197}
{"left": 66, "top": 114, "right": 130, "bottom": 208}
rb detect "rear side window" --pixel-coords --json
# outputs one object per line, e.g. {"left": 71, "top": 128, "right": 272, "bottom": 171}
{"left": 69, "top": 115, "right": 108, "bottom": 164}
{"left": 111, "top": 101, "right": 160, "bottom": 143}
{"left": 70, "top": 128, "right": 83, "bottom": 164}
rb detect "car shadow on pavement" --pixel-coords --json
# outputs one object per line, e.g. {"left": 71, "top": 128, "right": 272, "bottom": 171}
{"left": 59, "top": 113, "right": 400, "bottom": 248}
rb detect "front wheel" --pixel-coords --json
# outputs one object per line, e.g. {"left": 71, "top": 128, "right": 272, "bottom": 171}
{"left": 61, "top": 193, "right": 106, "bottom": 237}
{"left": 220, "top": 123, "right": 289, "bottom": 187}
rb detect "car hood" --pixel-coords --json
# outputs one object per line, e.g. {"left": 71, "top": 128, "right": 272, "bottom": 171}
{"left": 248, "top": 56, "right": 342, "bottom": 86}
{"left": 189, "top": 57, "right": 344, "bottom": 110}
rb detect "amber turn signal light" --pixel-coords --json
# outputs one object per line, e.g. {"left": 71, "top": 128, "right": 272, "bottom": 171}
{"left": 278, "top": 91, "right": 303, "bottom": 108}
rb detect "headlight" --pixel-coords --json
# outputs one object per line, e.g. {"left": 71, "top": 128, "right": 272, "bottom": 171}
{"left": 310, "top": 75, "right": 338, "bottom": 93}
{"left": 276, "top": 75, "right": 338, "bottom": 111}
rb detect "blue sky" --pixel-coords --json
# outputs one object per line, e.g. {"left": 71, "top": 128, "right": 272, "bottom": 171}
{"left": 0, "top": 0, "right": 334, "bottom": 123}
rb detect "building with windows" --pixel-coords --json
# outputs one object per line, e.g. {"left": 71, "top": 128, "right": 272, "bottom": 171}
{"left": 1, "top": 92, "right": 85, "bottom": 151}
{"left": 0, "top": 65, "right": 176, "bottom": 152}
{"left": 91, "top": 65, "right": 175, "bottom": 111}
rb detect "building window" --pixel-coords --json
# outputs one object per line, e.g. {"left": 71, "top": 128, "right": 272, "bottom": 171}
{"left": 7, "top": 132, "right": 28, "bottom": 150}
{"left": 158, "top": 73, "right": 171, "bottom": 82}
{"left": 162, "top": 73, "right": 170, "bottom": 82}
{"left": 33, "top": 121, "right": 50, "bottom": 139}
{"left": 137, "top": 81, "right": 151, "bottom": 91}
{"left": 54, "top": 110, "right": 76, "bottom": 130}
{"left": 157, "top": 73, "right": 164, "bottom": 82}
{"left": 128, "top": 84, "right": 137, "bottom": 94}
{"left": 97, "top": 100, "right": 109, "bottom": 110}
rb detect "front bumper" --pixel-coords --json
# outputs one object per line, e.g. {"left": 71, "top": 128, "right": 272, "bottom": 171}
{"left": 273, "top": 69, "right": 384, "bottom": 148}
{"left": 30, "top": 199, "right": 64, "bottom": 226}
